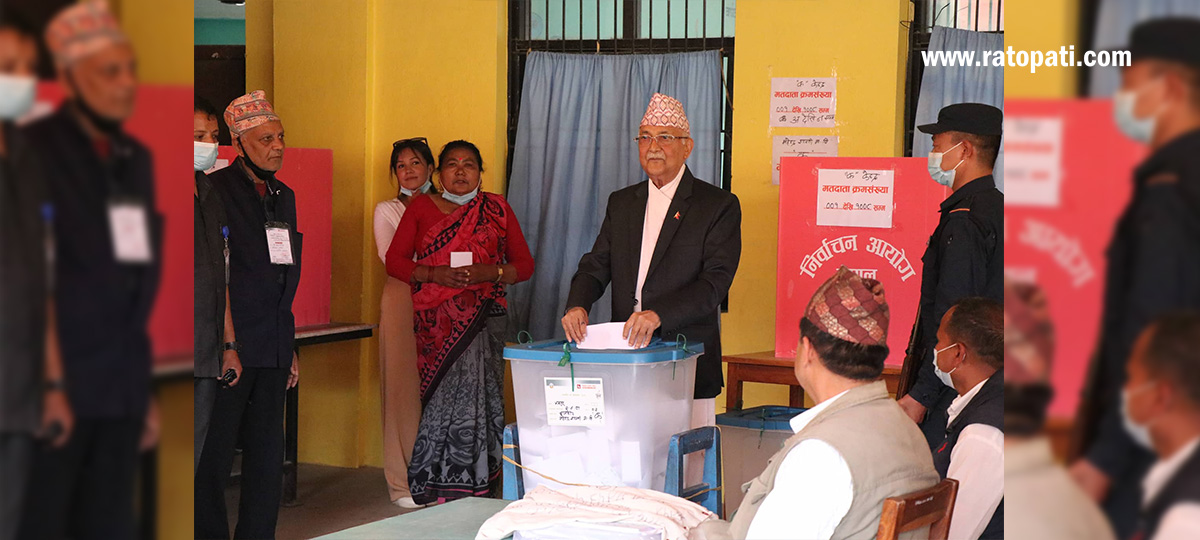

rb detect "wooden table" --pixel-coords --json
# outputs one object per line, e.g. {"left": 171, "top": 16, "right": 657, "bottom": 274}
{"left": 314, "top": 497, "right": 513, "bottom": 539}
{"left": 722, "top": 351, "right": 902, "bottom": 410}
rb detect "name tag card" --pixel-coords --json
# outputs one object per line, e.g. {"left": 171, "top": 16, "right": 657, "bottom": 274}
{"left": 265, "top": 222, "right": 295, "bottom": 265}
{"left": 450, "top": 251, "right": 473, "bottom": 268}
{"left": 108, "top": 202, "right": 152, "bottom": 263}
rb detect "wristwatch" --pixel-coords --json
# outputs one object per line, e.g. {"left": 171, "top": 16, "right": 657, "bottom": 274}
{"left": 44, "top": 379, "right": 65, "bottom": 392}
{"left": 223, "top": 341, "right": 240, "bottom": 352}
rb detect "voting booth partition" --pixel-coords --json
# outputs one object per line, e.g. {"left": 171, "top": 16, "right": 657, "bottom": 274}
{"left": 211, "top": 146, "right": 334, "bottom": 329}
{"left": 775, "top": 157, "right": 946, "bottom": 366}
{"left": 505, "top": 341, "right": 700, "bottom": 493}
{"left": 1002, "top": 99, "right": 1142, "bottom": 419}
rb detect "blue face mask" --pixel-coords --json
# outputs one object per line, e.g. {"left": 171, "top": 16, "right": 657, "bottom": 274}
{"left": 927, "top": 141, "right": 964, "bottom": 188}
{"left": 0, "top": 74, "right": 36, "bottom": 120}
{"left": 933, "top": 342, "right": 960, "bottom": 389}
{"left": 442, "top": 186, "right": 479, "bottom": 205}
{"left": 400, "top": 179, "right": 432, "bottom": 197}
{"left": 1113, "top": 83, "right": 1162, "bottom": 144}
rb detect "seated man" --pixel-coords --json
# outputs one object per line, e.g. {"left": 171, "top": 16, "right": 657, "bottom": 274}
{"left": 1123, "top": 312, "right": 1200, "bottom": 540}
{"left": 1003, "top": 281, "right": 1116, "bottom": 540}
{"left": 702, "top": 266, "right": 939, "bottom": 540}
{"left": 929, "top": 298, "right": 1004, "bottom": 539}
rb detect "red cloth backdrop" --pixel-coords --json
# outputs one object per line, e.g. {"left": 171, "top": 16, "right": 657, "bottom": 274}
{"left": 776, "top": 157, "right": 945, "bottom": 367}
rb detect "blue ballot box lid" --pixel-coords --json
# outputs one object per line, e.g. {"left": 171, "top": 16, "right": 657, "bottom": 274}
{"left": 504, "top": 339, "right": 703, "bottom": 364}
{"left": 717, "top": 405, "right": 808, "bottom": 431}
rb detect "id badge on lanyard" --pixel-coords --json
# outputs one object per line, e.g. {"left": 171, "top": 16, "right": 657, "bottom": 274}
{"left": 108, "top": 198, "right": 153, "bottom": 264}
{"left": 265, "top": 221, "right": 295, "bottom": 265}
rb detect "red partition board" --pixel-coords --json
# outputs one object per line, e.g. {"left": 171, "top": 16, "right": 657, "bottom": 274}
{"left": 1003, "top": 99, "right": 1143, "bottom": 418}
{"left": 32, "top": 83, "right": 194, "bottom": 364}
{"left": 776, "top": 157, "right": 946, "bottom": 367}
{"left": 213, "top": 147, "right": 333, "bottom": 329}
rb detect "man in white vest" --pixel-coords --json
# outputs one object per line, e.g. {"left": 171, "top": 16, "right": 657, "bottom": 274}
{"left": 698, "top": 266, "right": 939, "bottom": 540}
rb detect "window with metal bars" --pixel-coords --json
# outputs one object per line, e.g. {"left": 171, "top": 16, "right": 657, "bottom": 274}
{"left": 904, "top": 0, "right": 1004, "bottom": 157}
{"left": 506, "top": 0, "right": 736, "bottom": 191}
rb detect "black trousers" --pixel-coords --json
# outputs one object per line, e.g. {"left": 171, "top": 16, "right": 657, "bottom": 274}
{"left": 195, "top": 367, "right": 287, "bottom": 540}
{"left": 1, "top": 433, "right": 34, "bottom": 540}
{"left": 17, "top": 417, "right": 141, "bottom": 540}
{"left": 195, "top": 378, "right": 219, "bottom": 472}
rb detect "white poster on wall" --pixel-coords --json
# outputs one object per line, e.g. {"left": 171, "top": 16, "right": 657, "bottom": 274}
{"left": 770, "top": 77, "right": 836, "bottom": 127}
{"left": 816, "top": 168, "right": 895, "bottom": 229}
{"left": 1003, "top": 116, "right": 1063, "bottom": 207}
{"left": 772, "top": 135, "right": 838, "bottom": 185}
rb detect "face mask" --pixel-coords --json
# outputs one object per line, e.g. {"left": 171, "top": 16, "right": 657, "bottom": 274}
{"left": 400, "top": 178, "right": 432, "bottom": 197}
{"left": 236, "top": 138, "right": 277, "bottom": 182}
{"left": 933, "top": 343, "right": 960, "bottom": 388}
{"left": 1113, "top": 82, "right": 1163, "bottom": 143}
{"left": 927, "top": 141, "right": 964, "bottom": 188}
{"left": 194, "top": 141, "right": 218, "bottom": 172}
{"left": 0, "top": 74, "right": 36, "bottom": 120}
{"left": 442, "top": 186, "right": 479, "bottom": 205}
{"left": 1121, "top": 382, "right": 1158, "bottom": 449}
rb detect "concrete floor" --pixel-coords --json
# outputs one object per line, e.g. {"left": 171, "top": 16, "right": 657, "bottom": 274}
{"left": 224, "top": 464, "right": 418, "bottom": 539}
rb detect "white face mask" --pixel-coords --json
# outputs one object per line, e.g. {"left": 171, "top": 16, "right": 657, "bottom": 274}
{"left": 400, "top": 178, "right": 432, "bottom": 197}
{"left": 927, "top": 141, "right": 964, "bottom": 188}
{"left": 1121, "top": 381, "right": 1158, "bottom": 449}
{"left": 933, "top": 342, "right": 960, "bottom": 388}
{"left": 194, "top": 141, "right": 219, "bottom": 172}
{"left": 442, "top": 186, "right": 479, "bottom": 205}
{"left": 1113, "top": 81, "right": 1163, "bottom": 144}
{"left": 0, "top": 73, "right": 37, "bottom": 121}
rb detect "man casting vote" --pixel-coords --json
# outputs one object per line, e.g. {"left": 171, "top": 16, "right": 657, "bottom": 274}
{"left": 561, "top": 92, "right": 742, "bottom": 428}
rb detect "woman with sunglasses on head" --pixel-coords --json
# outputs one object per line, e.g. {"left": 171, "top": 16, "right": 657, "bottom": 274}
{"left": 372, "top": 137, "right": 438, "bottom": 509}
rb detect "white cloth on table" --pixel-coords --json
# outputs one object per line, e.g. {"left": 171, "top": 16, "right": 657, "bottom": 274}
{"left": 372, "top": 198, "right": 406, "bottom": 263}
{"left": 634, "top": 165, "right": 685, "bottom": 310}
{"left": 744, "top": 390, "right": 852, "bottom": 540}
{"left": 476, "top": 485, "right": 715, "bottom": 540}
{"left": 945, "top": 377, "right": 1005, "bottom": 540}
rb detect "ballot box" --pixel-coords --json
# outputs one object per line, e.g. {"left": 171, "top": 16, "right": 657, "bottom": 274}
{"left": 505, "top": 340, "right": 701, "bottom": 493}
{"left": 716, "top": 406, "right": 807, "bottom": 512}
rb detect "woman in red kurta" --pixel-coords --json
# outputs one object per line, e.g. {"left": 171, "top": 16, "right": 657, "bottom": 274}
{"left": 385, "top": 140, "right": 534, "bottom": 505}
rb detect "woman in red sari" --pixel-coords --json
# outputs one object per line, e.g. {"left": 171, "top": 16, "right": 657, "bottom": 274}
{"left": 385, "top": 140, "right": 534, "bottom": 505}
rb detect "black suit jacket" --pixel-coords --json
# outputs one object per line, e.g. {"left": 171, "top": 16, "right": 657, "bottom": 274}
{"left": 210, "top": 158, "right": 302, "bottom": 370}
{"left": 194, "top": 171, "right": 227, "bottom": 378}
{"left": 566, "top": 167, "right": 741, "bottom": 399}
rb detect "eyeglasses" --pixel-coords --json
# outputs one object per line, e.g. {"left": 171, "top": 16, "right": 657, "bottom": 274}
{"left": 393, "top": 137, "right": 429, "bottom": 147}
{"left": 634, "top": 134, "right": 691, "bottom": 145}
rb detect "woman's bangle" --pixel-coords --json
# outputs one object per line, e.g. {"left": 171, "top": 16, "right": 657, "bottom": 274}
{"left": 495, "top": 265, "right": 504, "bottom": 283}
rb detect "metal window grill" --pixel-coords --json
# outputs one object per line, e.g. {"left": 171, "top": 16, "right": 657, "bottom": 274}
{"left": 507, "top": 0, "right": 736, "bottom": 191}
{"left": 904, "top": 0, "right": 1004, "bottom": 157}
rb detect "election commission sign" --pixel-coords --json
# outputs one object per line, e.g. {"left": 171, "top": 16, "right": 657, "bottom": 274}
{"left": 776, "top": 157, "right": 945, "bottom": 367}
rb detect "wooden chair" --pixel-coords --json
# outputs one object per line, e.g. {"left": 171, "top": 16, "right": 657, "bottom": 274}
{"left": 877, "top": 478, "right": 959, "bottom": 540}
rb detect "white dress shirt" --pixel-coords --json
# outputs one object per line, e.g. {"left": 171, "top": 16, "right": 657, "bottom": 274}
{"left": 745, "top": 390, "right": 852, "bottom": 540}
{"left": 1144, "top": 436, "right": 1200, "bottom": 540}
{"left": 945, "top": 376, "right": 1005, "bottom": 540}
{"left": 634, "top": 166, "right": 685, "bottom": 310}
{"left": 372, "top": 198, "right": 406, "bottom": 263}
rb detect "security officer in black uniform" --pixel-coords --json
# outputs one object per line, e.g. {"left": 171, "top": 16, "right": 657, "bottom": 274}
{"left": 1068, "top": 18, "right": 1200, "bottom": 539}
{"left": 195, "top": 91, "right": 301, "bottom": 540}
{"left": 895, "top": 103, "right": 1004, "bottom": 451}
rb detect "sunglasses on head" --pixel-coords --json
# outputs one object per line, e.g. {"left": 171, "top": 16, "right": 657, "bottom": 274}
{"left": 393, "top": 137, "right": 429, "bottom": 147}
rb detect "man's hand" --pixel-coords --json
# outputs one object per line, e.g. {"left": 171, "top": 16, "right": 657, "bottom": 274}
{"left": 896, "top": 394, "right": 927, "bottom": 424}
{"left": 562, "top": 307, "right": 589, "bottom": 343}
{"left": 40, "top": 388, "right": 73, "bottom": 448}
{"left": 623, "top": 310, "right": 661, "bottom": 348}
{"left": 1069, "top": 459, "right": 1112, "bottom": 503}
{"left": 427, "top": 265, "right": 470, "bottom": 288}
{"left": 139, "top": 398, "right": 160, "bottom": 451}
{"left": 221, "top": 349, "right": 243, "bottom": 387}
{"left": 288, "top": 352, "right": 300, "bottom": 389}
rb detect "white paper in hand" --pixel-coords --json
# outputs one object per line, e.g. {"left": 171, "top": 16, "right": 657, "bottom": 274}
{"left": 450, "top": 251, "right": 473, "bottom": 268}
{"left": 575, "top": 322, "right": 636, "bottom": 350}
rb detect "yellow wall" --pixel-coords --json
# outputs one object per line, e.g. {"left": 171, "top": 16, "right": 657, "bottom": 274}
{"left": 1005, "top": 0, "right": 1080, "bottom": 98}
{"left": 719, "top": 0, "right": 911, "bottom": 411}
{"left": 250, "top": 0, "right": 912, "bottom": 467}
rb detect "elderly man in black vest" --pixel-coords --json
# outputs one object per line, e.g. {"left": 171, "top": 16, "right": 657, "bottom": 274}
{"left": 928, "top": 297, "right": 1004, "bottom": 540}
{"left": 1120, "top": 312, "right": 1200, "bottom": 540}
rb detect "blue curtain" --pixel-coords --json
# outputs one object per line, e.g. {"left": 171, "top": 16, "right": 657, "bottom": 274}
{"left": 505, "top": 50, "right": 722, "bottom": 341}
{"left": 911, "top": 26, "right": 1005, "bottom": 190}
{"left": 1088, "top": 0, "right": 1200, "bottom": 97}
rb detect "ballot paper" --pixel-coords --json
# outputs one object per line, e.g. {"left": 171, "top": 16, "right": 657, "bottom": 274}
{"left": 450, "top": 251, "right": 473, "bottom": 268}
{"left": 575, "top": 322, "right": 636, "bottom": 350}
